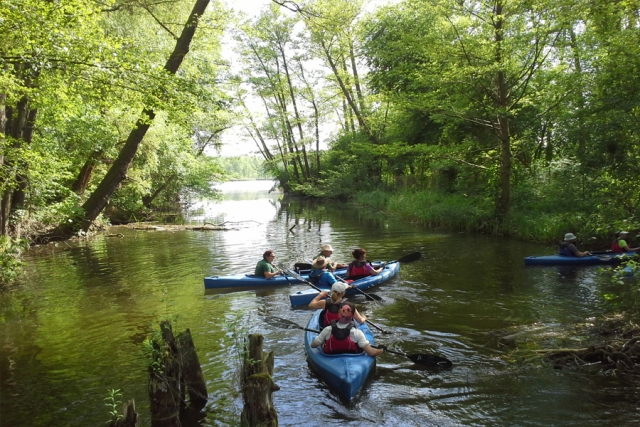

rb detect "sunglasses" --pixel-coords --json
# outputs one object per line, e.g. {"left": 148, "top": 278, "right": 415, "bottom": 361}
{"left": 341, "top": 307, "right": 353, "bottom": 313}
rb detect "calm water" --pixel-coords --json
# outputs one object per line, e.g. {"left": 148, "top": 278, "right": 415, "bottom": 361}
{"left": 1, "top": 180, "right": 639, "bottom": 426}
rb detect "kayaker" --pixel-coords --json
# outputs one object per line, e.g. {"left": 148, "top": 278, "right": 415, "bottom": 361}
{"left": 310, "top": 302, "right": 385, "bottom": 357}
{"left": 309, "top": 281, "right": 367, "bottom": 327}
{"left": 254, "top": 250, "right": 282, "bottom": 279}
{"left": 558, "top": 233, "right": 592, "bottom": 257}
{"left": 347, "top": 248, "right": 382, "bottom": 281}
{"left": 314, "top": 244, "right": 347, "bottom": 271}
{"left": 309, "top": 256, "right": 339, "bottom": 286}
{"left": 611, "top": 231, "right": 640, "bottom": 253}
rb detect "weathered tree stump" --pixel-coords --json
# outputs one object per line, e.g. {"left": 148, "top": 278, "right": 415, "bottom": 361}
{"left": 109, "top": 399, "right": 139, "bottom": 427}
{"left": 177, "top": 328, "right": 208, "bottom": 408}
{"left": 147, "top": 321, "right": 209, "bottom": 427}
{"left": 240, "top": 334, "right": 279, "bottom": 427}
{"left": 149, "top": 322, "right": 183, "bottom": 427}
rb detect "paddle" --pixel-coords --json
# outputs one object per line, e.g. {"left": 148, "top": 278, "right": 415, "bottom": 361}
{"left": 283, "top": 267, "right": 383, "bottom": 303}
{"left": 370, "top": 345, "right": 453, "bottom": 368}
{"left": 334, "top": 274, "right": 384, "bottom": 303}
{"left": 296, "top": 251, "right": 423, "bottom": 271}
{"left": 264, "top": 315, "right": 452, "bottom": 368}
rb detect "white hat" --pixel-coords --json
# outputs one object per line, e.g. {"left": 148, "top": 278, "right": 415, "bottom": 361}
{"left": 564, "top": 233, "right": 577, "bottom": 241}
{"left": 619, "top": 231, "right": 629, "bottom": 235}
{"left": 331, "top": 282, "right": 348, "bottom": 294}
{"left": 320, "top": 244, "right": 334, "bottom": 252}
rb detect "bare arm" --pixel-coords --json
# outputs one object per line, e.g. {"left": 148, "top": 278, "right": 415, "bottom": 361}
{"left": 362, "top": 344, "right": 384, "bottom": 357}
{"left": 309, "top": 291, "right": 329, "bottom": 309}
{"left": 264, "top": 269, "right": 281, "bottom": 279}
{"left": 354, "top": 309, "right": 366, "bottom": 324}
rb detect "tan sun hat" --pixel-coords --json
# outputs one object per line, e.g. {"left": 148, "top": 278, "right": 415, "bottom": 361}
{"left": 320, "top": 244, "right": 334, "bottom": 252}
{"left": 312, "top": 256, "right": 329, "bottom": 269}
{"left": 564, "top": 233, "right": 577, "bottom": 241}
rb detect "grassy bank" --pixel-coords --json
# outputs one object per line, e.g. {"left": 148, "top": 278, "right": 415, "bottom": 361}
{"left": 353, "top": 189, "right": 633, "bottom": 249}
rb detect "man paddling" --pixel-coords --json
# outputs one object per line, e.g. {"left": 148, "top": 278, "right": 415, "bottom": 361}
{"left": 314, "top": 244, "right": 347, "bottom": 271}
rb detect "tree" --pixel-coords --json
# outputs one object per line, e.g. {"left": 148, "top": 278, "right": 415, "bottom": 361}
{"left": 362, "top": 0, "right": 566, "bottom": 216}
{"left": 78, "top": 0, "right": 212, "bottom": 231}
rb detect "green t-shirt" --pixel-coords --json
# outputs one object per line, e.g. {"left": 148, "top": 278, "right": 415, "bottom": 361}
{"left": 255, "top": 259, "right": 277, "bottom": 277}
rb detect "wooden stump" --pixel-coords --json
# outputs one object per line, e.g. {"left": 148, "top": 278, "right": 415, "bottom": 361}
{"left": 177, "top": 328, "right": 208, "bottom": 408}
{"left": 240, "top": 334, "right": 279, "bottom": 427}
{"left": 147, "top": 321, "right": 209, "bottom": 427}
{"left": 149, "top": 322, "right": 182, "bottom": 427}
{"left": 109, "top": 400, "right": 138, "bottom": 427}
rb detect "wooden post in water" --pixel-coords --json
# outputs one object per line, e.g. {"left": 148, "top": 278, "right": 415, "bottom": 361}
{"left": 149, "top": 321, "right": 182, "bottom": 427}
{"left": 240, "top": 334, "right": 279, "bottom": 427}
{"left": 147, "top": 321, "right": 209, "bottom": 426}
{"left": 109, "top": 400, "right": 139, "bottom": 427}
{"left": 177, "top": 328, "right": 208, "bottom": 408}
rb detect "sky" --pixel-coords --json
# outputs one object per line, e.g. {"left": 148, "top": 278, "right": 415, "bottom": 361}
{"left": 216, "top": 0, "right": 400, "bottom": 158}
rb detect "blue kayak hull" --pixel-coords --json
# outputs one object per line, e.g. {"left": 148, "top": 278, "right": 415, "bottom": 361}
{"left": 524, "top": 251, "right": 637, "bottom": 266}
{"left": 204, "top": 268, "right": 347, "bottom": 289}
{"left": 289, "top": 261, "right": 400, "bottom": 306}
{"left": 304, "top": 310, "right": 376, "bottom": 401}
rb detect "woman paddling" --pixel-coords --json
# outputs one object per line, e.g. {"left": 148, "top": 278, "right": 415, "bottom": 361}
{"left": 346, "top": 248, "right": 383, "bottom": 281}
{"left": 311, "top": 302, "right": 384, "bottom": 356}
{"left": 309, "top": 282, "right": 366, "bottom": 327}
{"left": 611, "top": 231, "right": 640, "bottom": 253}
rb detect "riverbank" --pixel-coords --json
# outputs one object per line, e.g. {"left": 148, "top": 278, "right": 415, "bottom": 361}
{"left": 352, "top": 188, "right": 637, "bottom": 249}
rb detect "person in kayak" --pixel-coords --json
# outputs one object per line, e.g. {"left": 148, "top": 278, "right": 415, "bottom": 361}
{"left": 314, "top": 244, "right": 347, "bottom": 271}
{"left": 309, "top": 281, "right": 366, "bottom": 327}
{"left": 558, "top": 233, "right": 592, "bottom": 257}
{"left": 311, "top": 302, "right": 385, "bottom": 356}
{"left": 309, "top": 256, "right": 340, "bottom": 286}
{"left": 347, "top": 248, "right": 383, "bottom": 281}
{"left": 254, "top": 250, "right": 282, "bottom": 279}
{"left": 611, "top": 231, "right": 640, "bottom": 253}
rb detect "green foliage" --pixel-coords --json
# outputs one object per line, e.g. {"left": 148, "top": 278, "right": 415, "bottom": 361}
{"left": 216, "top": 157, "right": 269, "bottom": 180}
{"left": 0, "top": 237, "right": 27, "bottom": 286}
{"left": 104, "top": 388, "right": 123, "bottom": 423}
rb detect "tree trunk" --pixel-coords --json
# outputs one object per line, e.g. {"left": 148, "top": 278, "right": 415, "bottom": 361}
{"left": 78, "top": 0, "right": 211, "bottom": 232}
{"left": 321, "top": 39, "right": 379, "bottom": 144}
{"left": 494, "top": 0, "right": 511, "bottom": 217}
{"left": 72, "top": 162, "right": 96, "bottom": 196}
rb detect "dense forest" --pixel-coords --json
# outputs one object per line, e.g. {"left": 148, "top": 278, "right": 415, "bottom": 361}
{"left": 2, "top": 0, "right": 640, "bottom": 284}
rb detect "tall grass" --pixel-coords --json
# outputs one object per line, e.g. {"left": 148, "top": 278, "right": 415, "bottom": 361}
{"left": 354, "top": 189, "right": 620, "bottom": 247}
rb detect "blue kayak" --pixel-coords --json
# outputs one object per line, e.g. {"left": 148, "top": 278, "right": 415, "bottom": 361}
{"left": 289, "top": 261, "right": 400, "bottom": 306}
{"left": 204, "top": 268, "right": 347, "bottom": 289}
{"left": 304, "top": 310, "right": 376, "bottom": 401}
{"left": 524, "top": 251, "right": 637, "bottom": 266}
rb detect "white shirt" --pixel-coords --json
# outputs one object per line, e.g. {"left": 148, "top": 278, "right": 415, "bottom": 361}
{"left": 311, "top": 321, "right": 370, "bottom": 348}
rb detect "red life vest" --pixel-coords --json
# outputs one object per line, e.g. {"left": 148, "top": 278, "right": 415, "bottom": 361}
{"left": 347, "top": 261, "right": 370, "bottom": 280}
{"left": 612, "top": 239, "right": 625, "bottom": 253}
{"left": 323, "top": 321, "right": 360, "bottom": 354}
{"left": 320, "top": 298, "right": 343, "bottom": 328}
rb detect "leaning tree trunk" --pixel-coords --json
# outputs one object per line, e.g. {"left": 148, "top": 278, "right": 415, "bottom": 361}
{"left": 78, "top": 0, "right": 211, "bottom": 232}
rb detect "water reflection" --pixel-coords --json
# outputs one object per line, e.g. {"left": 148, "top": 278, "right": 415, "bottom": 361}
{"left": 1, "top": 181, "right": 639, "bottom": 426}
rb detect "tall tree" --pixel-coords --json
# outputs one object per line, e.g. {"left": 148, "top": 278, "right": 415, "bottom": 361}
{"left": 78, "top": 0, "right": 211, "bottom": 231}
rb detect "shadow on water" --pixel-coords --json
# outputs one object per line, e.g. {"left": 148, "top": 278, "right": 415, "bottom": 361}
{"left": 2, "top": 180, "right": 640, "bottom": 426}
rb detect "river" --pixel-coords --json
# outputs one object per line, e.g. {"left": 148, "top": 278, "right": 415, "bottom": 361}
{"left": 1, "top": 180, "right": 638, "bottom": 426}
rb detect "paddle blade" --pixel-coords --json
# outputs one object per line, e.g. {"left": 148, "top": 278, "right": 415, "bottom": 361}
{"left": 264, "top": 315, "right": 304, "bottom": 330}
{"left": 294, "top": 262, "right": 313, "bottom": 272}
{"left": 407, "top": 353, "right": 453, "bottom": 368}
{"left": 397, "top": 252, "right": 422, "bottom": 263}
